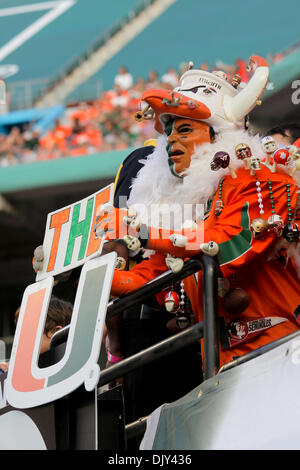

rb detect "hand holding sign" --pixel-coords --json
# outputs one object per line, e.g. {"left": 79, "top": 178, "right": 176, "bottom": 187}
{"left": 94, "top": 205, "right": 141, "bottom": 250}
{"left": 94, "top": 204, "right": 129, "bottom": 240}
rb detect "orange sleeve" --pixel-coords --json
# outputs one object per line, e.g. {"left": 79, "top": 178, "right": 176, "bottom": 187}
{"left": 110, "top": 252, "right": 167, "bottom": 297}
{"left": 146, "top": 168, "right": 298, "bottom": 278}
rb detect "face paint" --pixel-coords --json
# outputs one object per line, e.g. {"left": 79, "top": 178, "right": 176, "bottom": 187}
{"left": 165, "top": 117, "right": 211, "bottom": 177}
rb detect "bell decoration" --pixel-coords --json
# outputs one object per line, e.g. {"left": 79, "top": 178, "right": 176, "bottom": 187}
{"left": 223, "top": 287, "right": 250, "bottom": 316}
{"left": 164, "top": 290, "right": 180, "bottom": 313}
{"left": 250, "top": 218, "right": 268, "bottom": 238}
{"left": 282, "top": 222, "right": 300, "bottom": 243}
{"left": 211, "top": 151, "right": 237, "bottom": 178}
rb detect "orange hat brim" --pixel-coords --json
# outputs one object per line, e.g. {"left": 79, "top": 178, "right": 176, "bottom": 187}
{"left": 141, "top": 89, "right": 211, "bottom": 133}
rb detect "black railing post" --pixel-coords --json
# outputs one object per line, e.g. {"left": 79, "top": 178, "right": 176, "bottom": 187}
{"left": 200, "top": 254, "right": 220, "bottom": 380}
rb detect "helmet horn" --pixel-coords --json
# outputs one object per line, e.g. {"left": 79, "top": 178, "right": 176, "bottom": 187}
{"left": 223, "top": 55, "right": 269, "bottom": 123}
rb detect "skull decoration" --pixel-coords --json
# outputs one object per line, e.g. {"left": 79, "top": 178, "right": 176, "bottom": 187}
{"left": 261, "top": 136, "right": 277, "bottom": 154}
{"left": 267, "top": 214, "right": 284, "bottom": 236}
{"left": 249, "top": 156, "right": 261, "bottom": 171}
{"left": 288, "top": 145, "right": 300, "bottom": 160}
{"left": 123, "top": 235, "right": 141, "bottom": 251}
{"left": 211, "top": 151, "right": 230, "bottom": 170}
{"left": 200, "top": 241, "right": 219, "bottom": 256}
{"left": 282, "top": 223, "right": 300, "bottom": 243}
{"left": 169, "top": 233, "right": 188, "bottom": 247}
{"left": 231, "top": 74, "right": 241, "bottom": 88}
{"left": 164, "top": 290, "right": 180, "bottom": 313}
{"left": 251, "top": 218, "right": 268, "bottom": 238}
{"left": 115, "top": 257, "right": 127, "bottom": 270}
{"left": 165, "top": 253, "right": 184, "bottom": 273}
{"left": 214, "top": 199, "right": 224, "bottom": 216}
{"left": 123, "top": 207, "right": 141, "bottom": 229}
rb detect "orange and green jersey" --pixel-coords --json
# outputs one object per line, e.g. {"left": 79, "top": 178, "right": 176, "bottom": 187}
{"left": 111, "top": 165, "right": 300, "bottom": 368}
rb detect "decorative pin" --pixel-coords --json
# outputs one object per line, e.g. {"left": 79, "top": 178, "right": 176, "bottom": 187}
{"left": 273, "top": 147, "right": 292, "bottom": 169}
{"left": 250, "top": 218, "right": 268, "bottom": 238}
{"left": 267, "top": 214, "right": 284, "bottom": 237}
{"left": 162, "top": 91, "right": 181, "bottom": 107}
{"left": 235, "top": 143, "right": 251, "bottom": 169}
{"left": 231, "top": 74, "right": 241, "bottom": 88}
{"left": 164, "top": 290, "right": 180, "bottom": 313}
{"left": 282, "top": 223, "right": 300, "bottom": 243}
{"left": 211, "top": 151, "right": 237, "bottom": 178}
{"left": 249, "top": 156, "right": 261, "bottom": 176}
{"left": 261, "top": 135, "right": 277, "bottom": 172}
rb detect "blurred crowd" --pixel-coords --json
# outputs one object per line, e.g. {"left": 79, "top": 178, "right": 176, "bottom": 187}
{"left": 0, "top": 54, "right": 284, "bottom": 167}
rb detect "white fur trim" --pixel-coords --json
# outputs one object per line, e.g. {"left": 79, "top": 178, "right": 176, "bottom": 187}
{"left": 128, "top": 129, "right": 264, "bottom": 229}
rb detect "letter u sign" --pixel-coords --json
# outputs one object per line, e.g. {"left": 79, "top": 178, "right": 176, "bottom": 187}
{"left": 6, "top": 252, "right": 116, "bottom": 409}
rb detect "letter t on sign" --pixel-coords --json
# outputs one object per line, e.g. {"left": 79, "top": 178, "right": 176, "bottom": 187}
{"left": 64, "top": 198, "right": 94, "bottom": 267}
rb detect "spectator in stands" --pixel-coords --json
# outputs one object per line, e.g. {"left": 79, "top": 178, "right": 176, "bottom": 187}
{"left": 0, "top": 296, "right": 73, "bottom": 373}
{"left": 111, "top": 84, "right": 130, "bottom": 108}
{"left": 266, "top": 123, "right": 300, "bottom": 146}
{"left": 161, "top": 67, "right": 179, "bottom": 89}
{"left": 4, "top": 126, "right": 24, "bottom": 164}
{"left": 114, "top": 66, "right": 133, "bottom": 90}
{"left": 146, "top": 69, "right": 160, "bottom": 89}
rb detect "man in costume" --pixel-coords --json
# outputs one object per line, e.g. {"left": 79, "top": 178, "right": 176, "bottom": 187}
{"left": 98, "top": 54, "right": 300, "bottom": 370}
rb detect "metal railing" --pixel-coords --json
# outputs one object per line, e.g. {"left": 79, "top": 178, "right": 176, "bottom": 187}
{"left": 50, "top": 253, "right": 219, "bottom": 448}
{"left": 51, "top": 254, "right": 220, "bottom": 381}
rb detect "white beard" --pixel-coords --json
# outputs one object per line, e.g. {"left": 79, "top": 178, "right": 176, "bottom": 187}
{"left": 128, "top": 128, "right": 265, "bottom": 230}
